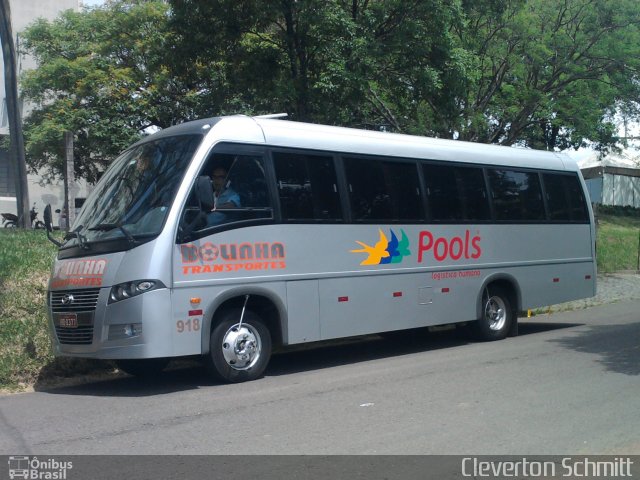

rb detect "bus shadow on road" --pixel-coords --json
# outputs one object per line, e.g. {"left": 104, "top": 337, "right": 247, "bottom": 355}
{"left": 549, "top": 322, "right": 640, "bottom": 376}
{"left": 34, "top": 329, "right": 471, "bottom": 396}
{"left": 266, "top": 319, "right": 582, "bottom": 377}
{"left": 267, "top": 329, "right": 468, "bottom": 377}
{"left": 36, "top": 330, "right": 471, "bottom": 396}
{"left": 33, "top": 362, "right": 211, "bottom": 397}
{"left": 36, "top": 320, "right": 585, "bottom": 396}
{"left": 517, "top": 320, "right": 583, "bottom": 335}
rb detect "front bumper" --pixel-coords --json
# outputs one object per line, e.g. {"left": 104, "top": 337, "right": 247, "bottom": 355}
{"left": 49, "top": 287, "right": 175, "bottom": 359}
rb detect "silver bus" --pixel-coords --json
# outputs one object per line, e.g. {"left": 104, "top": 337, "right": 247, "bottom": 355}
{"left": 44, "top": 115, "right": 596, "bottom": 382}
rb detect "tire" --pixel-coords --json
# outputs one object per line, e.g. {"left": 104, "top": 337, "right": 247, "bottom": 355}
{"left": 4, "top": 221, "right": 16, "bottom": 228}
{"left": 206, "top": 309, "right": 272, "bottom": 383}
{"left": 116, "top": 358, "right": 169, "bottom": 378}
{"left": 34, "top": 220, "right": 46, "bottom": 229}
{"left": 473, "top": 286, "right": 513, "bottom": 341}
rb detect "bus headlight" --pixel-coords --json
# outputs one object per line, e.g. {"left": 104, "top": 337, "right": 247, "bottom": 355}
{"left": 108, "top": 280, "right": 165, "bottom": 304}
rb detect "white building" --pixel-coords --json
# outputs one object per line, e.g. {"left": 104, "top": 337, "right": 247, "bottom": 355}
{"left": 579, "top": 147, "right": 640, "bottom": 208}
{"left": 1, "top": 0, "right": 93, "bottom": 224}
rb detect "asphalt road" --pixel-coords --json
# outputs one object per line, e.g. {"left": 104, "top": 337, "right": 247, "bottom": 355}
{"left": 1, "top": 300, "right": 639, "bottom": 455}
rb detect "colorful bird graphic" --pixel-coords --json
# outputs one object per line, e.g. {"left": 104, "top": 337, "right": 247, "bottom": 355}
{"left": 351, "top": 229, "right": 391, "bottom": 265}
{"left": 351, "top": 229, "right": 411, "bottom": 266}
{"left": 380, "top": 230, "right": 399, "bottom": 264}
{"left": 395, "top": 229, "right": 411, "bottom": 261}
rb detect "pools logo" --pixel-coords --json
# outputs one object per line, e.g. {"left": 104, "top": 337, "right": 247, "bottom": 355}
{"left": 351, "top": 229, "right": 410, "bottom": 265}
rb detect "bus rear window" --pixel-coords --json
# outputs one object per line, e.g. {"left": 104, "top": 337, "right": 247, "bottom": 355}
{"left": 543, "top": 173, "right": 589, "bottom": 222}
{"left": 488, "top": 169, "right": 545, "bottom": 222}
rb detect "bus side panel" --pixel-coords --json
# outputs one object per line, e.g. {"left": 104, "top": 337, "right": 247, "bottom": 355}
{"left": 319, "top": 273, "right": 449, "bottom": 340}
{"left": 286, "top": 280, "right": 321, "bottom": 343}
{"left": 171, "top": 280, "right": 288, "bottom": 355}
{"left": 515, "top": 262, "right": 596, "bottom": 309}
{"left": 168, "top": 285, "right": 207, "bottom": 356}
{"left": 318, "top": 272, "right": 484, "bottom": 340}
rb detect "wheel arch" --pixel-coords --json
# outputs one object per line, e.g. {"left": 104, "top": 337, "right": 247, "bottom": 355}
{"left": 201, "top": 286, "right": 287, "bottom": 354}
{"left": 475, "top": 273, "right": 521, "bottom": 319}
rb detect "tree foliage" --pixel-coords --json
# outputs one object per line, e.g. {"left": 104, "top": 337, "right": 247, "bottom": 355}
{"left": 19, "top": 0, "right": 640, "bottom": 182}
{"left": 452, "top": 0, "right": 640, "bottom": 151}
{"left": 20, "top": 1, "right": 186, "bottom": 182}
{"left": 168, "top": 0, "right": 465, "bottom": 130}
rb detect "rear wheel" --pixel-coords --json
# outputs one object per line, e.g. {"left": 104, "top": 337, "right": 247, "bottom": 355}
{"left": 206, "top": 309, "right": 272, "bottom": 383}
{"left": 473, "top": 286, "right": 513, "bottom": 341}
{"left": 116, "top": 358, "right": 169, "bottom": 378}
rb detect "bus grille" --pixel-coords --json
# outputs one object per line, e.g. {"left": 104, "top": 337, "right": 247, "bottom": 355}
{"left": 50, "top": 288, "right": 100, "bottom": 313}
{"left": 55, "top": 326, "right": 94, "bottom": 345}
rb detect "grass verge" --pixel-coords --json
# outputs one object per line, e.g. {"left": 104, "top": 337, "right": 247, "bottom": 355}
{"left": 596, "top": 213, "right": 640, "bottom": 273}
{"left": 0, "top": 230, "right": 113, "bottom": 391}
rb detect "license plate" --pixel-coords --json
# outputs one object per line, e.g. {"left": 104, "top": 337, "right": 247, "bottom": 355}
{"left": 58, "top": 314, "right": 78, "bottom": 328}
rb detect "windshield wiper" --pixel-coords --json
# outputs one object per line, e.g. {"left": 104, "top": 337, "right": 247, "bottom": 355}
{"left": 64, "top": 226, "right": 89, "bottom": 250}
{"left": 88, "top": 223, "right": 138, "bottom": 245}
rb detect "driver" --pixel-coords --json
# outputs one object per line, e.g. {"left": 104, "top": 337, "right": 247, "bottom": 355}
{"left": 207, "top": 166, "right": 240, "bottom": 225}
{"left": 211, "top": 166, "right": 240, "bottom": 209}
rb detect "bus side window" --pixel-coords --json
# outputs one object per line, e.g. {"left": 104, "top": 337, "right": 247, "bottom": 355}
{"left": 488, "top": 168, "right": 545, "bottom": 222}
{"left": 423, "top": 164, "right": 463, "bottom": 221}
{"left": 183, "top": 153, "right": 273, "bottom": 233}
{"left": 456, "top": 166, "right": 491, "bottom": 221}
{"left": 543, "top": 173, "right": 588, "bottom": 223}
{"left": 543, "top": 173, "right": 571, "bottom": 221}
{"left": 227, "top": 156, "right": 270, "bottom": 209}
{"left": 564, "top": 175, "right": 589, "bottom": 222}
{"left": 273, "top": 151, "right": 342, "bottom": 221}
{"left": 344, "top": 156, "right": 423, "bottom": 223}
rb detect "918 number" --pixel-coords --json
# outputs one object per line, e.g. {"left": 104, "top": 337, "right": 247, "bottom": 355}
{"left": 177, "top": 319, "right": 200, "bottom": 333}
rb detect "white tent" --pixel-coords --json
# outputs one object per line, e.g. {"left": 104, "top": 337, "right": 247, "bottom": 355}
{"left": 578, "top": 148, "right": 640, "bottom": 207}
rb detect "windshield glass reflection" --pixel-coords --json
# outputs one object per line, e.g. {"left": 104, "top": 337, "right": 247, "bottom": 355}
{"left": 65, "top": 134, "right": 202, "bottom": 248}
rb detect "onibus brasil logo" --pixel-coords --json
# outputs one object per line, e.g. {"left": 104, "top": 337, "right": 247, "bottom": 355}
{"left": 8, "top": 456, "right": 73, "bottom": 479}
{"left": 350, "top": 229, "right": 410, "bottom": 265}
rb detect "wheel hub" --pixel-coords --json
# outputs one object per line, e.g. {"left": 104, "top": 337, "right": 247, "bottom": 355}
{"left": 221, "top": 324, "right": 261, "bottom": 370}
{"left": 485, "top": 296, "right": 506, "bottom": 331}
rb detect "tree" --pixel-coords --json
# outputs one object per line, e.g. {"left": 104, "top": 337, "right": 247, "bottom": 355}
{"left": 20, "top": 0, "right": 195, "bottom": 183}
{"left": 20, "top": 0, "right": 640, "bottom": 185}
{"left": 449, "top": 0, "right": 640, "bottom": 151}
{"left": 168, "top": 0, "right": 467, "bottom": 129}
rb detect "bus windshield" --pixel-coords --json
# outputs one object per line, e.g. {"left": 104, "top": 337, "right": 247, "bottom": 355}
{"left": 63, "top": 134, "right": 202, "bottom": 250}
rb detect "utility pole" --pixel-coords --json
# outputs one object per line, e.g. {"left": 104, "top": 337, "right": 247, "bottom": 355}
{"left": 64, "top": 131, "right": 75, "bottom": 231}
{"left": 0, "top": 0, "right": 30, "bottom": 228}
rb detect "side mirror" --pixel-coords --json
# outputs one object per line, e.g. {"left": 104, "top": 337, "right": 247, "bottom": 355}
{"left": 178, "top": 176, "right": 214, "bottom": 242}
{"left": 43, "top": 204, "right": 53, "bottom": 233}
{"left": 195, "top": 175, "right": 214, "bottom": 211}
{"left": 43, "top": 204, "right": 62, "bottom": 247}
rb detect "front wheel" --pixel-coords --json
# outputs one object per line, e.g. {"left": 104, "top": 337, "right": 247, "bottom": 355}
{"left": 206, "top": 309, "right": 272, "bottom": 383}
{"left": 473, "top": 286, "right": 513, "bottom": 341}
